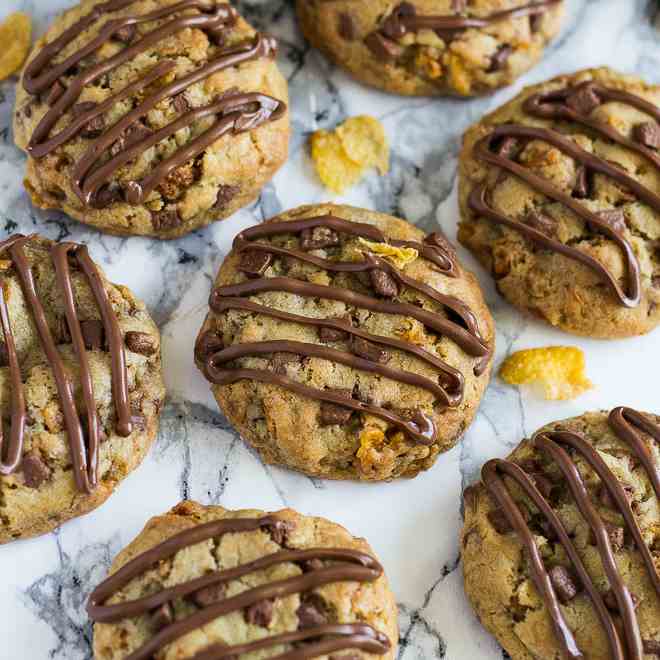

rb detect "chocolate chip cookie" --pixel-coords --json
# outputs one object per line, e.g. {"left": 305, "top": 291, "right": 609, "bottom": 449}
{"left": 195, "top": 203, "right": 495, "bottom": 480}
{"left": 88, "top": 500, "right": 398, "bottom": 659}
{"left": 13, "top": 0, "right": 289, "bottom": 239}
{"left": 458, "top": 68, "right": 660, "bottom": 338}
{"left": 296, "top": 1, "right": 564, "bottom": 97}
{"left": 0, "top": 234, "right": 164, "bottom": 543}
{"left": 462, "top": 407, "right": 660, "bottom": 659}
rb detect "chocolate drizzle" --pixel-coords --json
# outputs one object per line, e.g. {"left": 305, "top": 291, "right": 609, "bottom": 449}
{"left": 87, "top": 515, "right": 392, "bottom": 660}
{"left": 367, "top": 0, "right": 561, "bottom": 56}
{"left": 200, "top": 215, "right": 491, "bottom": 446}
{"left": 22, "top": 1, "right": 286, "bottom": 211}
{"left": 0, "top": 235, "right": 131, "bottom": 494}
{"left": 469, "top": 80, "right": 660, "bottom": 308}
{"left": 480, "top": 407, "right": 660, "bottom": 660}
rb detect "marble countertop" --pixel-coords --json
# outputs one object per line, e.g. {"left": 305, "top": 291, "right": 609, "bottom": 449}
{"left": 1, "top": 0, "right": 659, "bottom": 658}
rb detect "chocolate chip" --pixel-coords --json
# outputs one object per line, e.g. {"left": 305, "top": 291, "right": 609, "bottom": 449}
{"left": 524, "top": 210, "right": 557, "bottom": 237}
{"left": 114, "top": 23, "right": 136, "bottom": 44}
{"left": 369, "top": 268, "right": 398, "bottom": 297}
{"left": 191, "top": 582, "right": 226, "bottom": 608}
{"left": 244, "top": 598, "right": 274, "bottom": 627}
{"left": 271, "top": 352, "right": 299, "bottom": 375}
{"left": 300, "top": 226, "right": 340, "bottom": 250}
{"left": 318, "top": 325, "right": 349, "bottom": 342}
{"left": 530, "top": 472, "right": 556, "bottom": 499}
{"left": 125, "top": 331, "right": 157, "bottom": 356}
{"left": 265, "top": 518, "right": 294, "bottom": 546}
{"left": 0, "top": 341, "right": 8, "bottom": 367}
{"left": 195, "top": 331, "right": 223, "bottom": 362}
{"left": 337, "top": 12, "right": 356, "bottom": 40}
{"left": 488, "top": 45, "right": 513, "bottom": 73}
{"left": 151, "top": 207, "right": 182, "bottom": 231}
{"left": 633, "top": 121, "right": 660, "bottom": 150}
{"left": 588, "top": 521, "right": 625, "bottom": 551}
{"left": 643, "top": 640, "right": 660, "bottom": 656}
{"left": 365, "top": 31, "right": 404, "bottom": 61}
{"left": 320, "top": 389, "right": 353, "bottom": 426}
{"left": 487, "top": 509, "right": 513, "bottom": 534}
{"left": 213, "top": 184, "right": 240, "bottom": 212}
{"left": 110, "top": 122, "right": 152, "bottom": 158}
{"left": 173, "top": 93, "right": 190, "bottom": 113}
{"left": 296, "top": 593, "right": 328, "bottom": 629}
{"left": 79, "top": 320, "right": 106, "bottom": 350}
{"left": 573, "top": 165, "right": 591, "bottom": 199}
{"left": 45, "top": 80, "right": 65, "bottom": 106}
{"left": 351, "top": 336, "right": 389, "bottom": 363}
{"left": 549, "top": 565, "right": 579, "bottom": 604}
{"left": 594, "top": 209, "right": 626, "bottom": 235}
{"left": 238, "top": 250, "right": 272, "bottom": 278}
{"left": 72, "top": 102, "right": 106, "bottom": 138}
{"left": 566, "top": 84, "right": 601, "bottom": 116}
{"left": 598, "top": 482, "right": 634, "bottom": 509}
{"left": 603, "top": 588, "right": 639, "bottom": 613}
{"left": 301, "top": 558, "right": 324, "bottom": 573}
{"left": 21, "top": 451, "right": 51, "bottom": 488}
{"left": 149, "top": 602, "right": 173, "bottom": 631}
{"left": 93, "top": 183, "right": 122, "bottom": 209}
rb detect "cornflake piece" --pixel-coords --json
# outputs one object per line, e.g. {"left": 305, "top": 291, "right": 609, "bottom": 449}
{"left": 0, "top": 12, "right": 32, "bottom": 81}
{"left": 499, "top": 346, "right": 593, "bottom": 401}
{"left": 357, "top": 237, "right": 418, "bottom": 269}
{"left": 310, "top": 115, "right": 389, "bottom": 193}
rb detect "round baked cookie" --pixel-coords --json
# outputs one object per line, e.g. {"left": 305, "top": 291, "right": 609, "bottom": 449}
{"left": 458, "top": 67, "right": 660, "bottom": 338}
{"left": 195, "top": 203, "right": 495, "bottom": 481}
{"left": 13, "top": 0, "right": 289, "bottom": 239}
{"left": 88, "top": 500, "right": 398, "bottom": 659}
{"left": 462, "top": 407, "right": 660, "bottom": 659}
{"left": 0, "top": 234, "right": 164, "bottom": 543}
{"left": 296, "top": 0, "right": 564, "bottom": 97}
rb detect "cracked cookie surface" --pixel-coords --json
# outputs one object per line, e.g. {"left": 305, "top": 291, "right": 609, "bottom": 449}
{"left": 296, "top": 0, "right": 564, "bottom": 97}
{"left": 458, "top": 68, "right": 660, "bottom": 338}
{"left": 90, "top": 500, "right": 398, "bottom": 659}
{"left": 0, "top": 234, "right": 164, "bottom": 543}
{"left": 13, "top": 0, "right": 289, "bottom": 239}
{"left": 462, "top": 408, "right": 660, "bottom": 659}
{"left": 195, "top": 203, "right": 494, "bottom": 481}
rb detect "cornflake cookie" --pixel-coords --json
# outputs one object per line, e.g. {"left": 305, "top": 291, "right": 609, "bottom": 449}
{"left": 13, "top": 0, "right": 289, "bottom": 239}
{"left": 458, "top": 68, "right": 660, "bottom": 338}
{"left": 0, "top": 234, "right": 164, "bottom": 543}
{"left": 195, "top": 204, "right": 495, "bottom": 480}
{"left": 296, "top": 0, "right": 564, "bottom": 97}
{"left": 462, "top": 407, "right": 660, "bottom": 660}
{"left": 88, "top": 500, "right": 398, "bottom": 659}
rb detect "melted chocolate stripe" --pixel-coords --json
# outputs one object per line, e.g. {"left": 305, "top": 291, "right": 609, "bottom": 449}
{"left": 212, "top": 296, "right": 464, "bottom": 402}
{"left": 87, "top": 516, "right": 390, "bottom": 660}
{"left": 534, "top": 433, "right": 644, "bottom": 660}
{"left": 211, "top": 278, "right": 488, "bottom": 359}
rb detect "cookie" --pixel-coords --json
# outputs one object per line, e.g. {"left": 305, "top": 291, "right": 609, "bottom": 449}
{"left": 195, "top": 203, "right": 495, "bottom": 480}
{"left": 13, "top": 0, "right": 289, "bottom": 239}
{"left": 0, "top": 234, "right": 164, "bottom": 543}
{"left": 296, "top": 0, "right": 564, "bottom": 97}
{"left": 458, "top": 68, "right": 660, "bottom": 338}
{"left": 462, "top": 407, "right": 660, "bottom": 659}
{"left": 88, "top": 500, "right": 398, "bottom": 659}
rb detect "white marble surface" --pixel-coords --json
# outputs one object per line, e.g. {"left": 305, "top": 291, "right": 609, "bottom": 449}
{"left": 0, "top": 0, "right": 659, "bottom": 658}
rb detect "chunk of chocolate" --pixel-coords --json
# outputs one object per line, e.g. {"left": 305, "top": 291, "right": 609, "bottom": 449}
{"left": 643, "top": 640, "right": 660, "bottom": 656}
{"left": 238, "top": 250, "right": 272, "bottom": 278}
{"left": 244, "top": 598, "right": 274, "bottom": 627}
{"left": 125, "top": 331, "right": 158, "bottom": 356}
{"left": 603, "top": 588, "right": 639, "bottom": 613}
{"left": 113, "top": 23, "right": 137, "bottom": 44}
{"left": 633, "top": 121, "right": 660, "bottom": 150}
{"left": 265, "top": 518, "right": 294, "bottom": 546}
{"left": 191, "top": 582, "right": 226, "bottom": 608}
{"left": 93, "top": 183, "right": 122, "bottom": 209}
{"left": 598, "top": 482, "right": 634, "bottom": 509}
{"left": 80, "top": 320, "right": 106, "bottom": 350}
{"left": 573, "top": 165, "right": 591, "bottom": 198}
{"left": 351, "top": 336, "right": 389, "bottom": 363}
{"left": 151, "top": 207, "right": 182, "bottom": 231}
{"left": 301, "top": 558, "right": 324, "bottom": 573}
{"left": 524, "top": 210, "right": 557, "bottom": 237}
{"left": 172, "top": 93, "right": 190, "bottom": 113}
{"left": 549, "top": 565, "right": 579, "bottom": 604}
{"left": 588, "top": 521, "right": 625, "bottom": 551}
{"left": 109, "top": 122, "right": 152, "bottom": 158}
{"left": 296, "top": 593, "right": 328, "bottom": 629}
{"left": 369, "top": 268, "right": 399, "bottom": 297}
{"left": 594, "top": 209, "right": 626, "bottom": 235}
{"left": 72, "top": 102, "right": 106, "bottom": 139}
{"left": 365, "top": 32, "right": 404, "bottom": 61}
{"left": 488, "top": 45, "right": 513, "bottom": 73}
{"left": 565, "top": 85, "right": 601, "bottom": 116}
{"left": 21, "top": 451, "right": 51, "bottom": 488}
{"left": 300, "top": 226, "right": 340, "bottom": 250}
{"left": 487, "top": 508, "right": 513, "bottom": 534}
{"left": 149, "top": 602, "right": 173, "bottom": 631}
{"left": 337, "top": 13, "right": 356, "bottom": 41}
{"left": 320, "top": 390, "right": 354, "bottom": 426}
{"left": 318, "top": 325, "right": 349, "bottom": 342}
{"left": 213, "top": 184, "right": 240, "bottom": 212}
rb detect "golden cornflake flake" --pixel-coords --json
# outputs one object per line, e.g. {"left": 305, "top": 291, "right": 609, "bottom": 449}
{"left": 357, "top": 238, "right": 418, "bottom": 269}
{"left": 0, "top": 13, "right": 32, "bottom": 81}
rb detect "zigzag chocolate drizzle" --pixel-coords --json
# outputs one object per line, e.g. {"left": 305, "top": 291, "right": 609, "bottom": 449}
{"left": 200, "top": 216, "right": 491, "bottom": 446}
{"left": 481, "top": 407, "right": 660, "bottom": 660}
{"left": 469, "top": 80, "right": 660, "bottom": 308}
{"left": 87, "top": 515, "right": 392, "bottom": 660}
{"left": 22, "top": 0, "right": 286, "bottom": 210}
{"left": 0, "top": 235, "right": 132, "bottom": 493}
